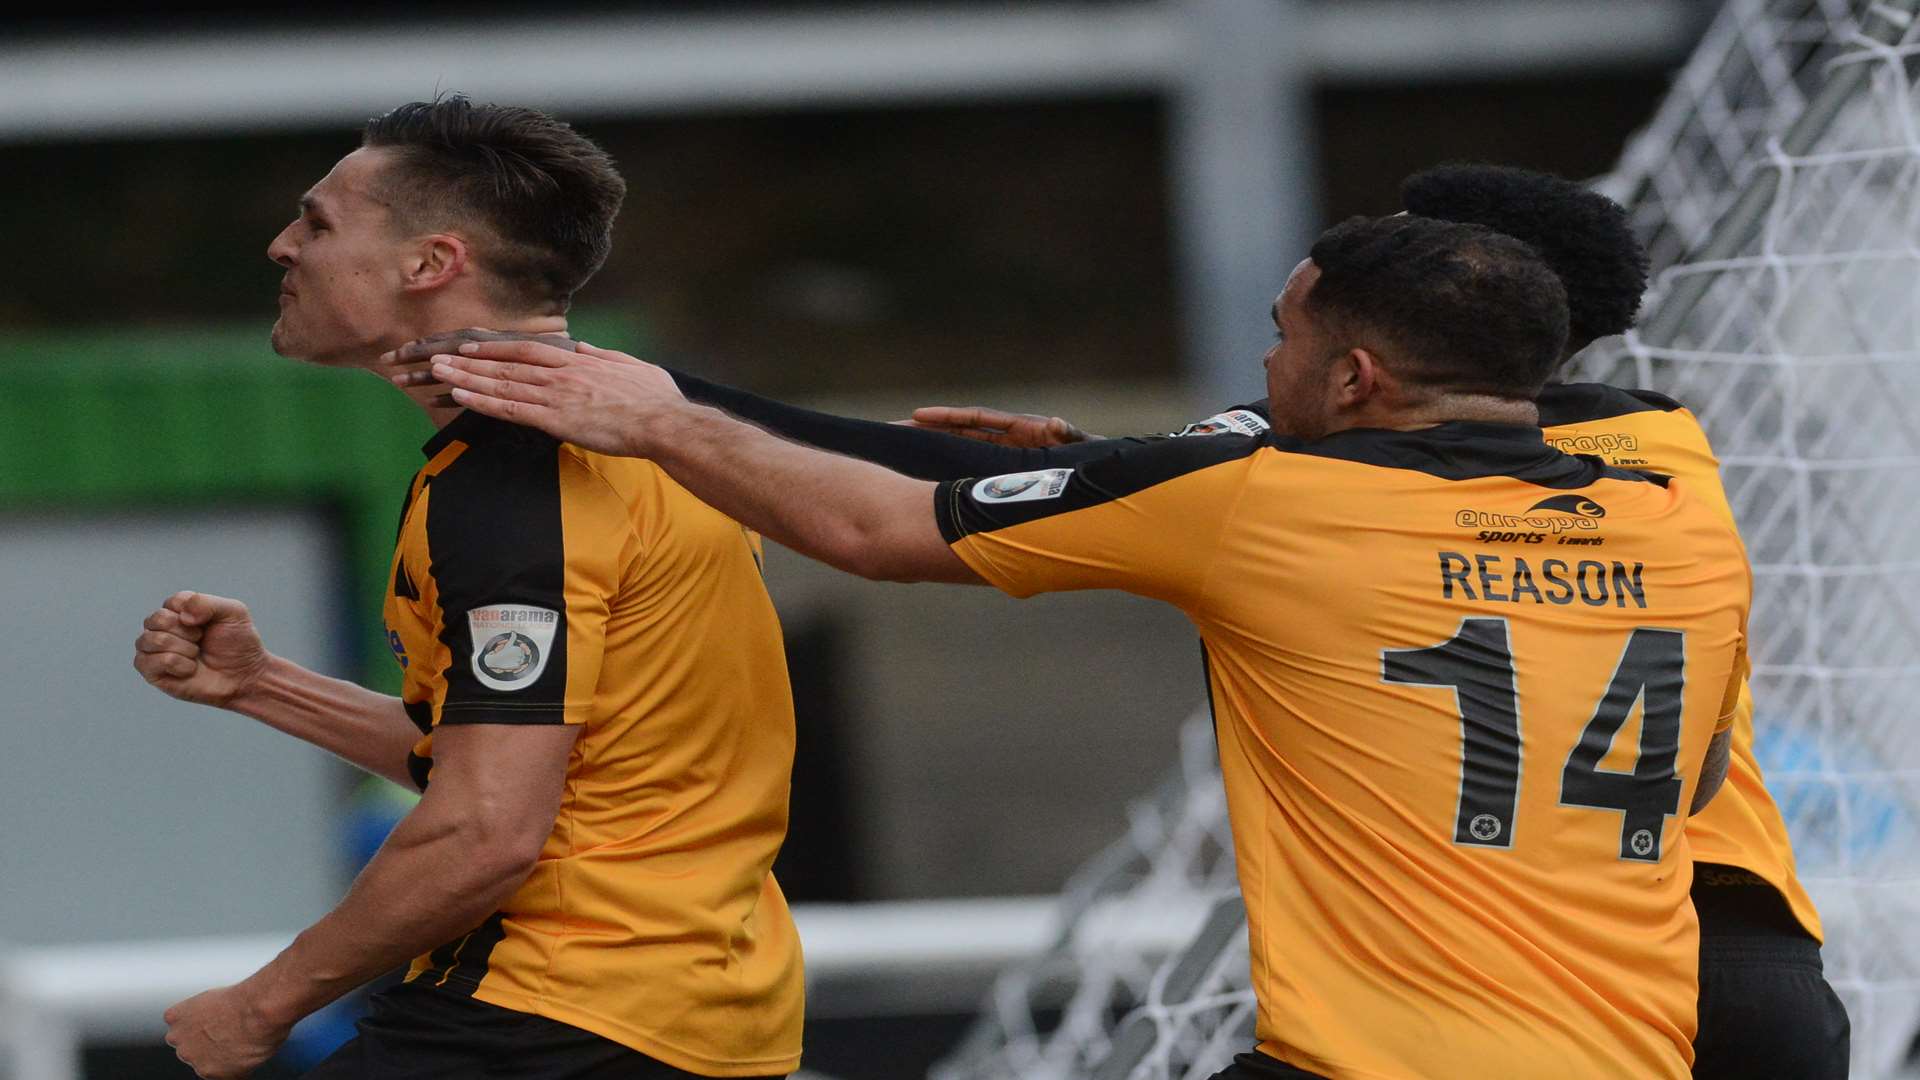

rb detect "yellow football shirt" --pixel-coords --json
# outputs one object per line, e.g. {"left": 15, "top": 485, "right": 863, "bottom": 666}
{"left": 938, "top": 422, "right": 1750, "bottom": 1079}
{"left": 384, "top": 410, "right": 803, "bottom": 1077}
{"left": 1538, "top": 381, "right": 1821, "bottom": 940}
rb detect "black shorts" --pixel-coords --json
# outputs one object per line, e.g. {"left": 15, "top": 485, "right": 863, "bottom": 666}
{"left": 1692, "top": 863, "right": 1850, "bottom": 1080}
{"left": 301, "top": 980, "right": 786, "bottom": 1080}
{"left": 1206, "top": 1050, "right": 1327, "bottom": 1079}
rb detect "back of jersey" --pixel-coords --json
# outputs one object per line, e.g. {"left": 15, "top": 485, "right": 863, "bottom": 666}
{"left": 1539, "top": 382, "right": 1824, "bottom": 942}
{"left": 939, "top": 422, "right": 1750, "bottom": 1079}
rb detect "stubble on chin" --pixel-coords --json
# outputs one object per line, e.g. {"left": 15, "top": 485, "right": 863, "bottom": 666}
{"left": 269, "top": 318, "right": 350, "bottom": 367}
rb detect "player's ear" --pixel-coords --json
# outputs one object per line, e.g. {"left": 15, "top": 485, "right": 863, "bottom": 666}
{"left": 1329, "top": 348, "right": 1379, "bottom": 409}
{"left": 403, "top": 234, "right": 470, "bottom": 294}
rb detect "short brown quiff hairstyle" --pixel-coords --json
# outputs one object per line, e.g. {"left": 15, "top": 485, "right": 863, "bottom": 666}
{"left": 361, "top": 96, "right": 626, "bottom": 314}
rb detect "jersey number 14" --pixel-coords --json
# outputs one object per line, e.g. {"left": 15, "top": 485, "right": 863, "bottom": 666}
{"left": 1383, "top": 618, "right": 1686, "bottom": 862}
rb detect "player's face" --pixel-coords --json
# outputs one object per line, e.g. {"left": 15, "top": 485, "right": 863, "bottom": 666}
{"left": 1262, "top": 260, "right": 1338, "bottom": 440}
{"left": 265, "top": 148, "right": 414, "bottom": 367}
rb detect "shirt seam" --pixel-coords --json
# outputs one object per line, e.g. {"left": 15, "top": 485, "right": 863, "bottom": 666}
{"left": 567, "top": 449, "right": 650, "bottom": 565}
{"left": 1194, "top": 453, "right": 1257, "bottom": 614}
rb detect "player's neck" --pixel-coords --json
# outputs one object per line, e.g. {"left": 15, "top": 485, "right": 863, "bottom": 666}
{"left": 400, "top": 307, "right": 570, "bottom": 430}
{"left": 1346, "top": 393, "right": 1541, "bottom": 433}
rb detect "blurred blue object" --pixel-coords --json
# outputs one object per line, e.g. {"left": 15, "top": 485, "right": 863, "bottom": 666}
{"left": 280, "top": 776, "right": 418, "bottom": 1068}
{"left": 343, "top": 776, "right": 421, "bottom": 870}
{"left": 1753, "top": 717, "right": 1920, "bottom": 876}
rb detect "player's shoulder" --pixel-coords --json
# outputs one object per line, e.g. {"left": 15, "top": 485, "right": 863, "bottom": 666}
{"left": 417, "top": 414, "right": 569, "bottom": 568}
{"left": 427, "top": 412, "right": 650, "bottom": 506}
{"left": 426, "top": 411, "right": 562, "bottom": 486}
{"left": 1537, "top": 381, "right": 1687, "bottom": 427}
{"left": 938, "top": 431, "right": 1265, "bottom": 540}
{"left": 992, "top": 429, "right": 1268, "bottom": 497}
{"left": 1262, "top": 421, "right": 1671, "bottom": 491}
{"left": 1159, "top": 403, "right": 1273, "bottom": 439}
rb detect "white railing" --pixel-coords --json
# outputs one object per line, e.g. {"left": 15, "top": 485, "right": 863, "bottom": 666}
{"left": 0, "top": 894, "right": 1205, "bottom": 1080}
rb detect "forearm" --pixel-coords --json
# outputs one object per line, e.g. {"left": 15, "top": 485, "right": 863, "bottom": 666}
{"left": 230, "top": 655, "right": 420, "bottom": 787}
{"left": 1690, "top": 730, "right": 1732, "bottom": 813}
{"left": 647, "top": 404, "right": 958, "bottom": 581}
{"left": 667, "top": 366, "right": 1104, "bottom": 479}
{"left": 242, "top": 801, "right": 533, "bottom": 1025}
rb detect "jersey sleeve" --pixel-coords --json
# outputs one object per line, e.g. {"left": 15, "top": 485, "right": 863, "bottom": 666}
{"left": 667, "top": 366, "right": 1152, "bottom": 480}
{"left": 423, "top": 434, "right": 628, "bottom": 726}
{"left": 934, "top": 434, "right": 1260, "bottom": 607}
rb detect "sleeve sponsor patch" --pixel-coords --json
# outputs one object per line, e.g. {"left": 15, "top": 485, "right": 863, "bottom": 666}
{"left": 1168, "top": 409, "right": 1270, "bottom": 438}
{"left": 468, "top": 605, "right": 560, "bottom": 691}
{"left": 971, "top": 468, "right": 1075, "bottom": 504}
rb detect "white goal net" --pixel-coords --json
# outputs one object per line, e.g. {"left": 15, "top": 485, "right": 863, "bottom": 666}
{"left": 936, "top": 1, "right": 1920, "bottom": 1077}
{"left": 1574, "top": 0, "right": 1920, "bottom": 1072}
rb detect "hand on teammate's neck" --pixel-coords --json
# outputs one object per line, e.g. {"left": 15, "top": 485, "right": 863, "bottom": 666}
{"left": 379, "top": 312, "right": 572, "bottom": 430}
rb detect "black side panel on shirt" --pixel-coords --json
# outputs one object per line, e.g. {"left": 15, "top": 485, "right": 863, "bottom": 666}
{"left": 406, "top": 750, "right": 433, "bottom": 792}
{"left": 1536, "top": 382, "right": 1685, "bottom": 426}
{"left": 416, "top": 911, "right": 510, "bottom": 997}
{"left": 402, "top": 700, "right": 434, "bottom": 735}
{"left": 936, "top": 432, "right": 1264, "bottom": 542}
{"left": 423, "top": 413, "right": 570, "bottom": 725}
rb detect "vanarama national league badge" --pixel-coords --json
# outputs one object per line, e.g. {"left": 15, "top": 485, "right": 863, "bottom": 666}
{"left": 468, "top": 605, "right": 560, "bottom": 691}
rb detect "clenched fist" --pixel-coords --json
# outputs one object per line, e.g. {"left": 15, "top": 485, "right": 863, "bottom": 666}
{"left": 133, "top": 591, "right": 271, "bottom": 708}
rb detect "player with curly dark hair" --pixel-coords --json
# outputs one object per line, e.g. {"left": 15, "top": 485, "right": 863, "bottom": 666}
{"left": 1400, "top": 162, "right": 1649, "bottom": 360}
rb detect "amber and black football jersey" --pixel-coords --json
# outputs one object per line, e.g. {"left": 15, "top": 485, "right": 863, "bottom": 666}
{"left": 1536, "top": 382, "right": 1822, "bottom": 940}
{"left": 937, "top": 423, "right": 1751, "bottom": 1080}
{"left": 384, "top": 410, "right": 803, "bottom": 1077}
{"left": 1200, "top": 388, "right": 1821, "bottom": 943}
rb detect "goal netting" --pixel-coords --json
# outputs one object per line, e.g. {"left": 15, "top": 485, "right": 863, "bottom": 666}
{"left": 1574, "top": 0, "right": 1920, "bottom": 1071}
{"left": 933, "top": 1, "right": 1920, "bottom": 1077}
{"left": 928, "top": 713, "right": 1242, "bottom": 1080}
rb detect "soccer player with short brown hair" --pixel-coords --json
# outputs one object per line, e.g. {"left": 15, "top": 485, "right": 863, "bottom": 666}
{"left": 133, "top": 97, "right": 802, "bottom": 1080}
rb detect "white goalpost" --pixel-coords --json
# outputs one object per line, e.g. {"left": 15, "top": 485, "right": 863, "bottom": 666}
{"left": 939, "top": 1, "right": 1920, "bottom": 1077}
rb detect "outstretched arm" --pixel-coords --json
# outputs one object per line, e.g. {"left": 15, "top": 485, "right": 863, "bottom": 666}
{"left": 427, "top": 341, "right": 980, "bottom": 584}
{"left": 666, "top": 368, "right": 1092, "bottom": 480}
{"left": 383, "top": 331, "right": 1120, "bottom": 480}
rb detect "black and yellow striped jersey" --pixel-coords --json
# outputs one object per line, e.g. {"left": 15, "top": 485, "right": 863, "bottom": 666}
{"left": 383, "top": 409, "right": 803, "bottom": 1077}
{"left": 937, "top": 422, "right": 1750, "bottom": 1080}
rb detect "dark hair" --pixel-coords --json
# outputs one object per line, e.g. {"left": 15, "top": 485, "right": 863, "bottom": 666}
{"left": 1400, "top": 163, "right": 1646, "bottom": 358}
{"left": 362, "top": 96, "right": 626, "bottom": 313}
{"left": 1306, "top": 214, "right": 1569, "bottom": 398}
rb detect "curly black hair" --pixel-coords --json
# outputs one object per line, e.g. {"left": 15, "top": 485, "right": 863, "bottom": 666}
{"left": 1401, "top": 163, "right": 1647, "bottom": 359}
{"left": 1308, "top": 215, "right": 1569, "bottom": 398}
